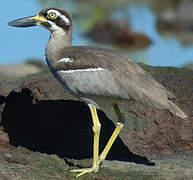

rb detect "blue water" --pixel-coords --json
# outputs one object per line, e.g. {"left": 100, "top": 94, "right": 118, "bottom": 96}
{"left": 127, "top": 4, "right": 193, "bottom": 67}
{"left": 1, "top": 0, "right": 193, "bottom": 67}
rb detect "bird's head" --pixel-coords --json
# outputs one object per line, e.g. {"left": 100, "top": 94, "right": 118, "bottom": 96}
{"left": 8, "top": 8, "right": 72, "bottom": 33}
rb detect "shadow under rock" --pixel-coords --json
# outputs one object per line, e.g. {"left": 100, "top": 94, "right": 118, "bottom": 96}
{"left": 0, "top": 95, "right": 5, "bottom": 105}
{"left": 2, "top": 88, "right": 155, "bottom": 166}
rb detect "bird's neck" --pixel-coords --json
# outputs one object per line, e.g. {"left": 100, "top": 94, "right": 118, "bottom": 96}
{"left": 45, "top": 30, "right": 72, "bottom": 68}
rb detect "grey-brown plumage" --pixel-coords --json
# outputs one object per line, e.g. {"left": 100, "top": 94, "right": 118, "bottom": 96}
{"left": 32, "top": 8, "right": 187, "bottom": 118}
{"left": 49, "top": 45, "right": 186, "bottom": 118}
{"left": 8, "top": 8, "right": 187, "bottom": 177}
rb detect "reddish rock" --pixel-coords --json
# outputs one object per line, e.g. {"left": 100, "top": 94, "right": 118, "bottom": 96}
{"left": 0, "top": 66, "right": 192, "bottom": 157}
{"left": 0, "top": 66, "right": 192, "bottom": 179}
{"left": 86, "top": 20, "right": 152, "bottom": 49}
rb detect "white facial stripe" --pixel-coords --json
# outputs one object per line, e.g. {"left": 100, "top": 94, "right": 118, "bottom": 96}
{"left": 58, "top": 67, "right": 104, "bottom": 73}
{"left": 57, "top": 57, "right": 73, "bottom": 63}
{"left": 47, "top": 9, "right": 70, "bottom": 25}
{"left": 48, "top": 20, "right": 63, "bottom": 31}
{"left": 61, "top": 15, "right": 70, "bottom": 25}
{"left": 47, "top": 9, "right": 62, "bottom": 16}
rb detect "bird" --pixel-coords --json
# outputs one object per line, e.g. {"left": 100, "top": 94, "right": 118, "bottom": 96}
{"left": 8, "top": 8, "right": 187, "bottom": 177}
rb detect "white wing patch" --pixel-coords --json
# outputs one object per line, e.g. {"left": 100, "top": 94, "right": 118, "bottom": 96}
{"left": 57, "top": 57, "right": 73, "bottom": 63}
{"left": 58, "top": 67, "right": 104, "bottom": 73}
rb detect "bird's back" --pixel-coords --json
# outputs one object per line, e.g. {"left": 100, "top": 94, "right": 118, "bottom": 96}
{"left": 51, "top": 46, "right": 187, "bottom": 118}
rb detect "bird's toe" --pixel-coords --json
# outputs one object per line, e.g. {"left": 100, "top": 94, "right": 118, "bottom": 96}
{"left": 70, "top": 167, "right": 99, "bottom": 177}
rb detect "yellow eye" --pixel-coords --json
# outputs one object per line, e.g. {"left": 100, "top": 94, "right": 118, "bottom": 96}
{"left": 47, "top": 12, "right": 57, "bottom": 19}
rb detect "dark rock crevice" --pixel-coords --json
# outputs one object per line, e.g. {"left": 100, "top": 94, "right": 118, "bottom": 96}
{"left": 2, "top": 87, "right": 154, "bottom": 166}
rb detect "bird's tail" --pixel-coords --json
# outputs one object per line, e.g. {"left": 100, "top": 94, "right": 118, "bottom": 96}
{"left": 168, "top": 101, "right": 187, "bottom": 119}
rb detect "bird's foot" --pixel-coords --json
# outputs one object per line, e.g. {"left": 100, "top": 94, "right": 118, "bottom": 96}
{"left": 70, "top": 166, "right": 99, "bottom": 177}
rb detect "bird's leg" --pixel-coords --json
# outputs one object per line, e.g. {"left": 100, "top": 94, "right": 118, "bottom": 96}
{"left": 70, "top": 104, "right": 101, "bottom": 177}
{"left": 99, "top": 103, "right": 124, "bottom": 163}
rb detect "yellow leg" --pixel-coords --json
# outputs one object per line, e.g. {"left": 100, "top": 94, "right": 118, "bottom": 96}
{"left": 71, "top": 104, "right": 101, "bottom": 177}
{"left": 99, "top": 104, "right": 124, "bottom": 162}
{"left": 99, "top": 122, "right": 123, "bottom": 162}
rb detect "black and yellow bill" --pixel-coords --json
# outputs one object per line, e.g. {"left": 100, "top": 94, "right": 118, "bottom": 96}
{"left": 8, "top": 14, "right": 47, "bottom": 27}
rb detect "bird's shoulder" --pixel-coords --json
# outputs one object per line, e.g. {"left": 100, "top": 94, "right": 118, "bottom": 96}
{"left": 54, "top": 46, "right": 142, "bottom": 73}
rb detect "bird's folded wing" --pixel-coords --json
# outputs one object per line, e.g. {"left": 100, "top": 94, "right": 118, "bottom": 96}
{"left": 52, "top": 46, "right": 175, "bottom": 109}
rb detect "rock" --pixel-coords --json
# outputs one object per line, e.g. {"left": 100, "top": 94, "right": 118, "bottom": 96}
{"left": 0, "top": 60, "right": 46, "bottom": 81}
{"left": 86, "top": 20, "right": 152, "bottom": 49}
{"left": 25, "top": 59, "right": 47, "bottom": 70}
{"left": 183, "top": 62, "right": 193, "bottom": 70}
{"left": 157, "top": 0, "right": 193, "bottom": 32}
{"left": 0, "top": 65, "right": 192, "bottom": 179}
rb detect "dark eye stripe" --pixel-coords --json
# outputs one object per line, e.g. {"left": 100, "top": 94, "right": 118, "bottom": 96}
{"left": 39, "top": 8, "right": 72, "bottom": 30}
{"left": 54, "top": 16, "right": 70, "bottom": 29}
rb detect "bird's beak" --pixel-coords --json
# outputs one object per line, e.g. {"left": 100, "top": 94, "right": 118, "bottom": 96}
{"left": 8, "top": 14, "right": 47, "bottom": 28}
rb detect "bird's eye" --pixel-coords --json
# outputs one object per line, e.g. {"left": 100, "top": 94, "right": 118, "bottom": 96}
{"left": 47, "top": 12, "right": 57, "bottom": 19}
